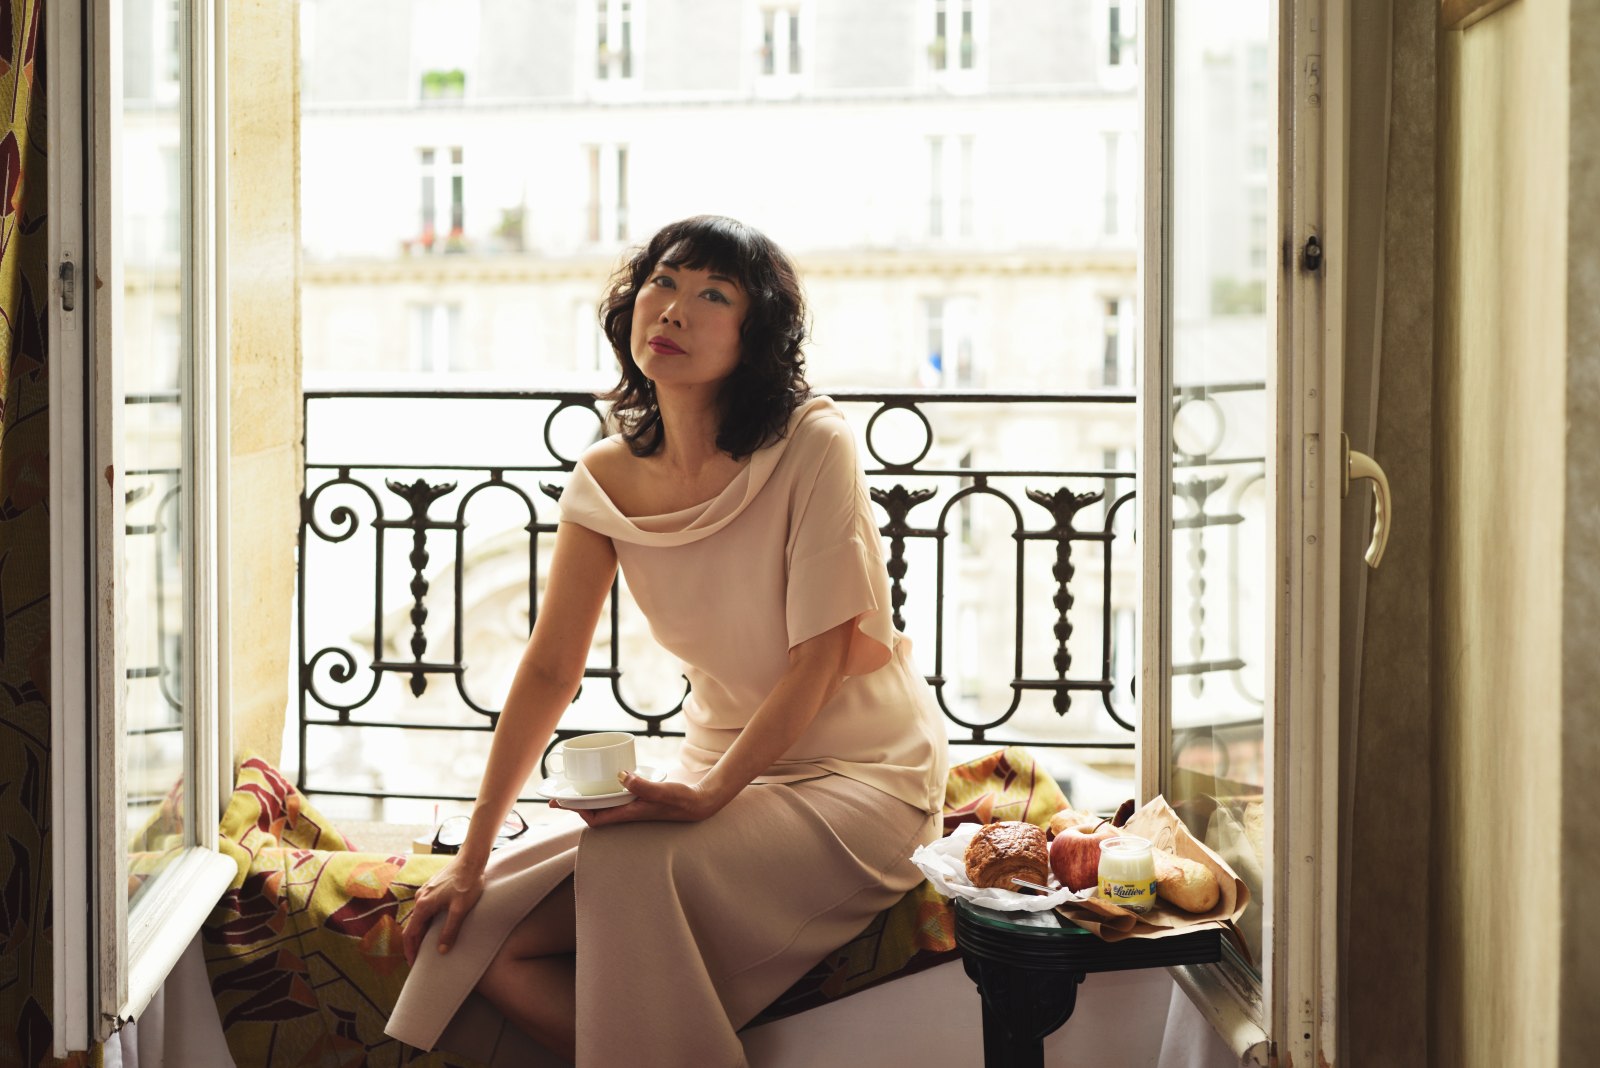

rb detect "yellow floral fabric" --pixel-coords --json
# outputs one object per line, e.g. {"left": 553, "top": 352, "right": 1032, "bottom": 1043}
{"left": 200, "top": 749, "right": 1068, "bottom": 1057}
{"left": 203, "top": 757, "right": 476, "bottom": 1068}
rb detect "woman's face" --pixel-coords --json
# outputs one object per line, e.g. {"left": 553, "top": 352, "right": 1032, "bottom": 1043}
{"left": 629, "top": 259, "right": 749, "bottom": 393}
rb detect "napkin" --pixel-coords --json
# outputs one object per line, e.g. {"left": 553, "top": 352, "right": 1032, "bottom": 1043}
{"left": 910, "top": 822, "right": 1092, "bottom": 913}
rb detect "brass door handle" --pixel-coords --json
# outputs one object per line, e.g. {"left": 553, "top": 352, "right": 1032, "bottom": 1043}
{"left": 1341, "top": 433, "right": 1390, "bottom": 568}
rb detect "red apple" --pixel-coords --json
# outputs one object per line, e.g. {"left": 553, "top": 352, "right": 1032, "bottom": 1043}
{"left": 1049, "top": 819, "right": 1116, "bottom": 891}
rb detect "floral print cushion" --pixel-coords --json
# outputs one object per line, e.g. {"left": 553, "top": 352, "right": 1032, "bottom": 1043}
{"left": 202, "top": 748, "right": 1068, "bottom": 1063}
{"left": 204, "top": 757, "right": 469, "bottom": 1068}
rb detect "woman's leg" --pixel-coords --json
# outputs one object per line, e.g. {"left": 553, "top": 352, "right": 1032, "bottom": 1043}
{"left": 475, "top": 874, "right": 577, "bottom": 1061}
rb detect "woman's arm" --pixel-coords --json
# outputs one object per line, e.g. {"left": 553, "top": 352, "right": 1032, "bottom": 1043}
{"left": 402, "top": 518, "right": 615, "bottom": 960}
{"left": 455, "top": 518, "right": 618, "bottom": 868}
{"left": 572, "top": 617, "right": 855, "bottom": 827}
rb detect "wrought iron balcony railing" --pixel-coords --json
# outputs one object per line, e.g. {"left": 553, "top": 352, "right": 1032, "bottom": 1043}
{"left": 296, "top": 388, "right": 1141, "bottom": 804}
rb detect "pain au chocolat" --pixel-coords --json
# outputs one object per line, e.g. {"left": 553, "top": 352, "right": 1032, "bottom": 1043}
{"left": 963, "top": 821, "right": 1050, "bottom": 889}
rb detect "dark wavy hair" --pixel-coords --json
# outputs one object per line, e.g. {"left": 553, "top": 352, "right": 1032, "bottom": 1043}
{"left": 599, "top": 215, "right": 811, "bottom": 459}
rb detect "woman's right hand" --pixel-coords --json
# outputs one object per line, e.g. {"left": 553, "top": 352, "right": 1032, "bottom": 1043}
{"left": 402, "top": 856, "right": 486, "bottom": 965}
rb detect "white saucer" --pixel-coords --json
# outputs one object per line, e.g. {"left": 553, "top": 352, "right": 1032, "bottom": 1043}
{"left": 535, "top": 765, "right": 667, "bottom": 809}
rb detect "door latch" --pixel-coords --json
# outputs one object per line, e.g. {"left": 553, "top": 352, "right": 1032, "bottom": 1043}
{"left": 1341, "top": 433, "right": 1391, "bottom": 568}
{"left": 1301, "top": 236, "right": 1323, "bottom": 273}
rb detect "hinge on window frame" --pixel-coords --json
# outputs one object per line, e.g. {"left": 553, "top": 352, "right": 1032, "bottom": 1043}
{"left": 59, "top": 257, "right": 77, "bottom": 311}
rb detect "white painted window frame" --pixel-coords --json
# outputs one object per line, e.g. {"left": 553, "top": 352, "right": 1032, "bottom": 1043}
{"left": 1138, "top": 0, "right": 1344, "bottom": 1062}
{"left": 49, "top": 0, "right": 236, "bottom": 1051}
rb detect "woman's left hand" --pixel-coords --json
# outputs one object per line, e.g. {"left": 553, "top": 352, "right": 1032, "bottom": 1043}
{"left": 553, "top": 771, "right": 722, "bottom": 827}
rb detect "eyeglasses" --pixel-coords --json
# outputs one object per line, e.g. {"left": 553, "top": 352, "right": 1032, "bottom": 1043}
{"left": 430, "top": 810, "right": 528, "bottom": 855}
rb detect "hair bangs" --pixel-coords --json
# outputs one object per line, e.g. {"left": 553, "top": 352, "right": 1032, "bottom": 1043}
{"left": 657, "top": 219, "right": 760, "bottom": 293}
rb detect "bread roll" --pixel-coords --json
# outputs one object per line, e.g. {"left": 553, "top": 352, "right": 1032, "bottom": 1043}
{"left": 1047, "top": 807, "right": 1100, "bottom": 838}
{"left": 964, "top": 821, "right": 1050, "bottom": 889}
{"left": 1153, "top": 848, "right": 1221, "bottom": 913}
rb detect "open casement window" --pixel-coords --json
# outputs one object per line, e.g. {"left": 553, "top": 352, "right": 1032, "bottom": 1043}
{"left": 47, "top": 0, "right": 234, "bottom": 1049}
{"left": 1138, "top": 0, "right": 1366, "bottom": 1063}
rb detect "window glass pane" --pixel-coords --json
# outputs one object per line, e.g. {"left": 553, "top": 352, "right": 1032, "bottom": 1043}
{"left": 1166, "top": 0, "right": 1272, "bottom": 970}
{"left": 1103, "top": 299, "right": 1122, "bottom": 386}
{"left": 1103, "top": 131, "right": 1120, "bottom": 236}
{"left": 419, "top": 149, "right": 436, "bottom": 241}
{"left": 122, "top": 0, "right": 192, "bottom": 907}
{"left": 615, "top": 145, "right": 628, "bottom": 239}
{"left": 619, "top": 1, "right": 633, "bottom": 78}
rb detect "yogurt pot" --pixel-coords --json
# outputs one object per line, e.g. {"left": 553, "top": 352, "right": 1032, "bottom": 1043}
{"left": 1097, "top": 835, "right": 1157, "bottom": 913}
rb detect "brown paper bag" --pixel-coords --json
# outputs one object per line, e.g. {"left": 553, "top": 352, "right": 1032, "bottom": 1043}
{"left": 1053, "top": 794, "right": 1252, "bottom": 958}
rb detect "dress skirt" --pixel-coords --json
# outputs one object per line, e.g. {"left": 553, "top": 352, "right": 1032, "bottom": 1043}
{"left": 385, "top": 773, "right": 939, "bottom": 1068}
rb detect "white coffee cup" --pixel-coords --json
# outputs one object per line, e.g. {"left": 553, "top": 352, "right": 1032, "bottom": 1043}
{"left": 549, "top": 732, "right": 637, "bottom": 796}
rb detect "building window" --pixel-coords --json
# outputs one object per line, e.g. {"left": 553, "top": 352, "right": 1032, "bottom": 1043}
{"left": 1106, "top": 0, "right": 1138, "bottom": 67}
{"left": 920, "top": 296, "right": 978, "bottom": 387}
{"left": 1102, "top": 298, "right": 1127, "bottom": 387}
{"left": 928, "top": 134, "right": 975, "bottom": 239}
{"left": 1103, "top": 131, "right": 1121, "bottom": 237}
{"left": 164, "top": 0, "right": 181, "bottom": 84}
{"left": 586, "top": 144, "right": 629, "bottom": 243}
{"left": 958, "top": 449, "right": 976, "bottom": 548}
{"left": 1111, "top": 605, "right": 1136, "bottom": 704}
{"left": 957, "top": 601, "right": 982, "bottom": 705}
{"left": 161, "top": 147, "right": 181, "bottom": 258}
{"left": 417, "top": 147, "right": 465, "bottom": 252}
{"left": 412, "top": 0, "right": 478, "bottom": 102}
{"left": 597, "top": 0, "right": 635, "bottom": 80}
{"left": 577, "top": 301, "right": 615, "bottom": 375}
{"left": 1250, "top": 185, "right": 1270, "bottom": 270}
{"left": 411, "top": 303, "right": 462, "bottom": 374}
{"left": 761, "top": 6, "right": 802, "bottom": 76}
{"left": 929, "top": 0, "right": 976, "bottom": 72}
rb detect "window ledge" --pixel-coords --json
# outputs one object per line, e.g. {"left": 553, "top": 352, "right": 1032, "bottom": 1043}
{"left": 1169, "top": 961, "right": 1271, "bottom": 1066}
{"left": 124, "top": 848, "right": 236, "bottom": 1026}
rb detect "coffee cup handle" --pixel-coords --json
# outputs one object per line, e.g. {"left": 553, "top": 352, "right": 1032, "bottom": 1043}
{"left": 547, "top": 751, "right": 564, "bottom": 778}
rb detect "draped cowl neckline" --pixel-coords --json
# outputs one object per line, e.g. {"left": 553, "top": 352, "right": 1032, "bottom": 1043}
{"left": 559, "top": 396, "right": 838, "bottom": 547}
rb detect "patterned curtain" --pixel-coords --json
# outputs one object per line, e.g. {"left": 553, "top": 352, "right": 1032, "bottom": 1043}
{"left": 0, "top": 0, "right": 97, "bottom": 1064}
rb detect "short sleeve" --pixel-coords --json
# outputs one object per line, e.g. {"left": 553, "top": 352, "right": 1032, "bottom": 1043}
{"left": 784, "top": 419, "right": 897, "bottom": 676}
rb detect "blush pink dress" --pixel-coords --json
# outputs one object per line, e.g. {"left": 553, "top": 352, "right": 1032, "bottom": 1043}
{"left": 385, "top": 396, "right": 949, "bottom": 1067}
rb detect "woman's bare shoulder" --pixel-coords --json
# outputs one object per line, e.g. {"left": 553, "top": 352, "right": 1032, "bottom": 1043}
{"left": 580, "top": 437, "right": 635, "bottom": 487}
{"left": 581, "top": 435, "right": 631, "bottom": 468}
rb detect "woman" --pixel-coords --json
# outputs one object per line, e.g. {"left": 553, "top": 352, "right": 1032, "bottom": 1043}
{"left": 386, "top": 215, "right": 948, "bottom": 1068}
